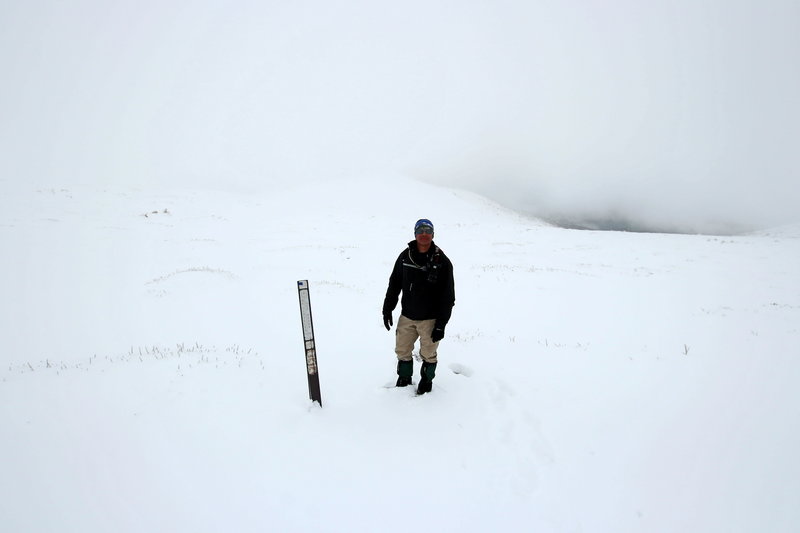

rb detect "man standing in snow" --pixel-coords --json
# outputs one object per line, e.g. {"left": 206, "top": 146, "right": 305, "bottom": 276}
{"left": 383, "top": 218, "right": 455, "bottom": 395}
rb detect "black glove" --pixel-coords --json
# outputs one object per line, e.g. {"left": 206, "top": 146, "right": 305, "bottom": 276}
{"left": 431, "top": 326, "right": 445, "bottom": 343}
{"left": 383, "top": 311, "right": 393, "bottom": 331}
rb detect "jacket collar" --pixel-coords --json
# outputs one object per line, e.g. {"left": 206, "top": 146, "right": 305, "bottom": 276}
{"left": 406, "top": 240, "right": 438, "bottom": 264}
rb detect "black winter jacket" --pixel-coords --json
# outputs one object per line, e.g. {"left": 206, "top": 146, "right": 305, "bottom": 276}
{"left": 383, "top": 240, "right": 455, "bottom": 327}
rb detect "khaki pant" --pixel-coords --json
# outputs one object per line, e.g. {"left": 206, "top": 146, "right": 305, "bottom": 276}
{"left": 395, "top": 315, "right": 439, "bottom": 364}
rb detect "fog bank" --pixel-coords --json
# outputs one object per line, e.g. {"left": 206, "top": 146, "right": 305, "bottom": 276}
{"left": 1, "top": 1, "right": 798, "bottom": 233}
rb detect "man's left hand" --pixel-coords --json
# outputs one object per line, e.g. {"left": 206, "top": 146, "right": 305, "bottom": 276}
{"left": 431, "top": 326, "right": 445, "bottom": 343}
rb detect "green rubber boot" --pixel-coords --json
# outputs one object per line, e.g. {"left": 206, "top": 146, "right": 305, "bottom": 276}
{"left": 396, "top": 360, "right": 413, "bottom": 387}
{"left": 417, "top": 361, "right": 437, "bottom": 394}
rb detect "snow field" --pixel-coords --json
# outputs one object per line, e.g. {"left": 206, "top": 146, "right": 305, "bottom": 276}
{"left": 1, "top": 177, "right": 798, "bottom": 532}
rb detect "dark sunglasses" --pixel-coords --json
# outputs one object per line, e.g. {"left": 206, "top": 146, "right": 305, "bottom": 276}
{"left": 415, "top": 226, "right": 433, "bottom": 235}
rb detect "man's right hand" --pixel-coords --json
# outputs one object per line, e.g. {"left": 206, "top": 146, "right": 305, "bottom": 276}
{"left": 383, "top": 311, "right": 393, "bottom": 331}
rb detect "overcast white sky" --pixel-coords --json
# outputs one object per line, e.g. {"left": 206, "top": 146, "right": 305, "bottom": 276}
{"left": 1, "top": 1, "right": 798, "bottom": 232}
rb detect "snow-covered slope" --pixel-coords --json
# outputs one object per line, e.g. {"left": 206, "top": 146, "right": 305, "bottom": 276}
{"left": 751, "top": 223, "right": 800, "bottom": 239}
{"left": 2, "top": 178, "right": 798, "bottom": 532}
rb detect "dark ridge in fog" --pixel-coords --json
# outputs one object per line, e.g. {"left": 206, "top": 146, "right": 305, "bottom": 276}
{"left": 537, "top": 214, "right": 755, "bottom": 236}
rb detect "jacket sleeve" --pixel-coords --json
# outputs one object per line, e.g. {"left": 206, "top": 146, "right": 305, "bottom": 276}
{"left": 382, "top": 253, "right": 403, "bottom": 314}
{"left": 436, "top": 258, "right": 455, "bottom": 328}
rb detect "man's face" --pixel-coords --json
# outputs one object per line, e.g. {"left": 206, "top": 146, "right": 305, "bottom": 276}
{"left": 415, "top": 225, "right": 433, "bottom": 247}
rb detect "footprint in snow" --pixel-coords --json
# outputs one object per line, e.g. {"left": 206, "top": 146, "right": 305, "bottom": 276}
{"left": 449, "top": 363, "right": 473, "bottom": 377}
